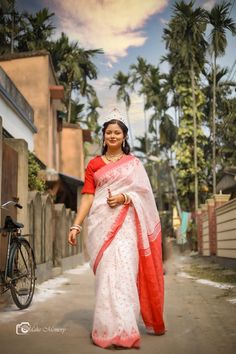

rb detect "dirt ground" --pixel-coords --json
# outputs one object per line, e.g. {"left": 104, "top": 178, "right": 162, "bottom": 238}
{"left": 0, "top": 245, "right": 236, "bottom": 354}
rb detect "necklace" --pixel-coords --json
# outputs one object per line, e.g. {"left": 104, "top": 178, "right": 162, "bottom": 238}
{"left": 105, "top": 152, "right": 124, "bottom": 162}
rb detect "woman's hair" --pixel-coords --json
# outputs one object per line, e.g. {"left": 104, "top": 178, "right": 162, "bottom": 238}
{"left": 102, "top": 119, "right": 131, "bottom": 155}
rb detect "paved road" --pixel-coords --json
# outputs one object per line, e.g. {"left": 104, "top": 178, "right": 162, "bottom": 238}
{"left": 0, "top": 251, "right": 236, "bottom": 354}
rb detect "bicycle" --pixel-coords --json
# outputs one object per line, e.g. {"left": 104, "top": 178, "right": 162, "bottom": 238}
{"left": 0, "top": 200, "right": 36, "bottom": 309}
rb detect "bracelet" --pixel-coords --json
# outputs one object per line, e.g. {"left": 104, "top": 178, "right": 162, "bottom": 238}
{"left": 70, "top": 224, "right": 82, "bottom": 233}
{"left": 121, "top": 193, "right": 131, "bottom": 205}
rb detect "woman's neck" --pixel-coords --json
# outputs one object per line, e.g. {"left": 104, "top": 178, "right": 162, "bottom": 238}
{"left": 106, "top": 148, "right": 123, "bottom": 156}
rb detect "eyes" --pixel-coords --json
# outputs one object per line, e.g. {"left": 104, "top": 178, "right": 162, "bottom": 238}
{"left": 105, "top": 130, "right": 123, "bottom": 136}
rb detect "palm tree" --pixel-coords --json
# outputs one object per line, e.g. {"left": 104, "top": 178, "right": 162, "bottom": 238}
{"left": 163, "top": 0, "right": 207, "bottom": 213}
{"left": 51, "top": 33, "right": 103, "bottom": 122}
{"left": 0, "top": 0, "right": 25, "bottom": 54}
{"left": 110, "top": 71, "right": 134, "bottom": 149}
{"left": 202, "top": 65, "right": 236, "bottom": 129}
{"left": 86, "top": 97, "right": 102, "bottom": 134}
{"left": 130, "top": 57, "right": 151, "bottom": 153}
{"left": 207, "top": 1, "right": 236, "bottom": 194}
{"left": 18, "top": 8, "right": 55, "bottom": 52}
{"left": 141, "top": 65, "right": 177, "bottom": 158}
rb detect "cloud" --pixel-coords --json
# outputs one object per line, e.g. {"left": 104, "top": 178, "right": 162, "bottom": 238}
{"left": 49, "top": 0, "right": 168, "bottom": 62}
{"left": 201, "top": 0, "right": 217, "bottom": 11}
{"left": 160, "top": 17, "right": 169, "bottom": 25}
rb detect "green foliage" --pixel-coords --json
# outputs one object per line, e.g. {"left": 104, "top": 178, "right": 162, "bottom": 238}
{"left": 28, "top": 153, "right": 46, "bottom": 192}
{"left": 173, "top": 80, "right": 209, "bottom": 210}
{"left": 0, "top": 5, "right": 103, "bottom": 128}
{"left": 218, "top": 97, "right": 236, "bottom": 167}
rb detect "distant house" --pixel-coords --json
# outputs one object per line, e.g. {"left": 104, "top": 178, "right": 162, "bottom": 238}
{"left": 216, "top": 167, "right": 236, "bottom": 200}
{"left": 0, "top": 51, "right": 85, "bottom": 211}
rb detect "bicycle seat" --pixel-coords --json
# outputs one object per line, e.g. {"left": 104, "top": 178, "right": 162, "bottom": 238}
{"left": 4, "top": 216, "right": 24, "bottom": 229}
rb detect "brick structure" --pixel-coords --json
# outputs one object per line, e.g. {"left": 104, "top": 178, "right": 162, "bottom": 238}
{"left": 197, "top": 195, "right": 231, "bottom": 257}
{"left": 207, "top": 198, "right": 216, "bottom": 256}
{"left": 196, "top": 209, "right": 203, "bottom": 255}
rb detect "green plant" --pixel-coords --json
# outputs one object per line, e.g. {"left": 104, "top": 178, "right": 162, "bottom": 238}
{"left": 28, "top": 152, "right": 46, "bottom": 192}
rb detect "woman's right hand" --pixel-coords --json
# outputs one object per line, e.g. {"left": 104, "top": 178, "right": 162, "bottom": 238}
{"left": 68, "top": 229, "right": 80, "bottom": 246}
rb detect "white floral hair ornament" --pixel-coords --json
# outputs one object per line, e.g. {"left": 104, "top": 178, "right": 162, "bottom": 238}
{"left": 103, "top": 107, "right": 128, "bottom": 128}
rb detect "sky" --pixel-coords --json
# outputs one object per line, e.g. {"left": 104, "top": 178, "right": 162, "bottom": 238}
{"left": 16, "top": 0, "right": 236, "bottom": 143}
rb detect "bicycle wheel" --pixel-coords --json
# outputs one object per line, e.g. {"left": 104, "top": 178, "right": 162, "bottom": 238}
{"left": 8, "top": 239, "right": 36, "bottom": 309}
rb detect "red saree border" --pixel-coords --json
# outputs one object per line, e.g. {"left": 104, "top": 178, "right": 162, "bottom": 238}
{"left": 134, "top": 209, "right": 165, "bottom": 335}
{"left": 94, "top": 154, "right": 135, "bottom": 180}
{"left": 92, "top": 327, "right": 140, "bottom": 349}
{"left": 93, "top": 204, "right": 130, "bottom": 274}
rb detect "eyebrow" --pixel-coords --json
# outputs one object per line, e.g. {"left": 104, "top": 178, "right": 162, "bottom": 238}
{"left": 106, "top": 129, "right": 122, "bottom": 133}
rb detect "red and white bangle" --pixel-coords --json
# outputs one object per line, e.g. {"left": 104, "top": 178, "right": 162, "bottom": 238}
{"left": 121, "top": 193, "right": 131, "bottom": 205}
{"left": 70, "top": 224, "right": 82, "bottom": 233}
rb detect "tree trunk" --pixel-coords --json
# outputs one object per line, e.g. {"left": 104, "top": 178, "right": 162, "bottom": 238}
{"left": 67, "top": 83, "right": 72, "bottom": 123}
{"left": 143, "top": 96, "right": 148, "bottom": 155}
{"left": 11, "top": 12, "right": 15, "bottom": 54}
{"left": 212, "top": 53, "right": 217, "bottom": 195}
{"left": 190, "top": 65, "right": 198, "bottom": 214}
{"left": 126, "top": 106, "right": 134, "bottom": 150}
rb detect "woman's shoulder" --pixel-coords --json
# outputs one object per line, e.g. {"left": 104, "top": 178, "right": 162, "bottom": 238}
{"left": 129, "top": 154, "right": 142, "bottom": 164}
{"left": 86, "top": 155, "right": 104, "bottom": 171}
{"left": 88, "top": 155, "right": 102, "bottom": 162}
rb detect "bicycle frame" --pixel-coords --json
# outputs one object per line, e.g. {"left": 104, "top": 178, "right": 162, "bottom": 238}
{"left": 0, "top": 200, "right": 36, "bottom": 309}
{"left": 0, "top": 229, "right": 18, "bottom": 292}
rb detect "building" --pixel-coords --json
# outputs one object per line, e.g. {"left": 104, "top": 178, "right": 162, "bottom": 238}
{"left": 0, "top": 66, "right": 37, "bottom": 226}
{"left": 0, "top": 51, "right": 85, "bottom": 210}
{"left": 216, "top": 167, "right": 236, "bottom": 200}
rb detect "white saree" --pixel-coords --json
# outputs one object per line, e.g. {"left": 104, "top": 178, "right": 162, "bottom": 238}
{"left": 86, "top": 155, "right": 165, "bottom": 348}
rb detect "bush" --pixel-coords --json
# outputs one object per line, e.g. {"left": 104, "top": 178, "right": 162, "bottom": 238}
{"left": 28, "top": 152, "right": 46, "bottom": 192}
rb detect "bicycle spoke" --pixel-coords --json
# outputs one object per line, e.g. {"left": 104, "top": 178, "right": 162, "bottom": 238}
{"left": 9, "top": 240, "right": 35, "bottom": 309}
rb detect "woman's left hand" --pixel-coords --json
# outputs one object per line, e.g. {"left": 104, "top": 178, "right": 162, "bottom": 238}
{"left": 107, "top": 193, "right": 124, "bottom": 208}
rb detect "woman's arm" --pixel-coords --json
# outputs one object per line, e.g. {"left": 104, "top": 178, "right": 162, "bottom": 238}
{"left": 68, "top": 193, "right": 94, "bottom": 246}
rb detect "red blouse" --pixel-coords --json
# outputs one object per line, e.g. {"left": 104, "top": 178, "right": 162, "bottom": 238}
{"left": 81, "top": 156, "right": 106, "bottom": 194}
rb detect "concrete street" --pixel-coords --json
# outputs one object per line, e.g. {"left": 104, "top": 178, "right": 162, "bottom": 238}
{"left": 0, "top": 249, "right": 236, "bottom": 354}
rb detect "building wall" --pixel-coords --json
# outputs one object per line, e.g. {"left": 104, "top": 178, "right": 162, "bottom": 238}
{"left": 202, "top": 215, "right": 210, "bottom": 256}
{"left": 0, "top": 55, "right": 58, "bottom": 169}
{"left": 0, "top": 97, "right": 34, "bottom": 151}
{"left": 0, "top": 117, "right": 2, "bottom": 218}
{"left": 216, "top": 199, "right": 236, "bottom": 259}
{"left": 60, "top": 123, "right": 85, "bottom": 180}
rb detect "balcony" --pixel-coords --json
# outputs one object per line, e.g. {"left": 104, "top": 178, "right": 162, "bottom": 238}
{"left": 0, "top": 66, "right": 34, "bottom": 126}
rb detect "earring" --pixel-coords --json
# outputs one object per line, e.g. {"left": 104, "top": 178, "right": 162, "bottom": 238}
{"left": 123, "top": 140, "right": 125, "bottom": 148}
{"left": 103, "top": 141, "right": 106, "bottom": 147}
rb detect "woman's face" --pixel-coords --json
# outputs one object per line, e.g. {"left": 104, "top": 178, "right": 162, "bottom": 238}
{"left": 104, "top": 123, "right": 124, "bottom": 150}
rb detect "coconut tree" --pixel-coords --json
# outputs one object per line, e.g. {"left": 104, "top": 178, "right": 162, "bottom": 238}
{"left": 17, "top": 8, "right": 55, "bottom": 52}
{"left": 0, "top": 0, "right": 25, "bottom": 53}
{"left": 86, "top": 97, "right": 102, "bottom": 134}
{"left": 207, "top": 1, "right": 236, "bottom": 193}
{"left": 202, "top": 65, "right": 236, "bottom": 129}
{"left": 52, "top": 34, "right": 103, "bottom": 122}
{"left": 163, "top": 0, "right": 207, "bottom": 213}
{"left": 110, "top": 71, "right": 134, "bottom": 149}
{"left": 129, "top": 57, "right": 151, "bottom": 153}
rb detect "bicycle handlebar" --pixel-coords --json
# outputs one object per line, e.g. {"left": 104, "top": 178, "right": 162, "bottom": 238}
{"left": 15, "top": 203, "right": 23, "bottom": 209}
{"left": 1, "top": 201, "right": 23, "bottom": 210}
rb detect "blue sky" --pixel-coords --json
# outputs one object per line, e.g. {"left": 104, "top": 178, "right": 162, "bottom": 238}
{"left": 16, "top": 0, "right": 236, "bottom": 140}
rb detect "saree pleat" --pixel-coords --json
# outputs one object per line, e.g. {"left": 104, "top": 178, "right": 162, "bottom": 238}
{"left": 92, "top": 208, "right": 141, "bottom": 348}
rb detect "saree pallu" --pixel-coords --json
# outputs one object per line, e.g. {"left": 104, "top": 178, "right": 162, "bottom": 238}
{"left": 86, "top": 155, "right": 165, "bottom": 348}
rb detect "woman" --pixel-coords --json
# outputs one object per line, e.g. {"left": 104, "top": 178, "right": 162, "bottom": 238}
{"left": 68, "top": 108, "right": 165, "bottom": 349}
